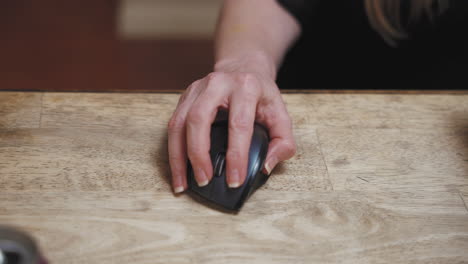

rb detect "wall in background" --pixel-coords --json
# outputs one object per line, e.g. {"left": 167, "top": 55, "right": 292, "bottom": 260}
{"left": 0, "top": 0, "right": 220, "bottom": 92}
{"left": 118, "top": 0, "right": 221, "bottom": 92}
{"left": 118, "top": 0, "right": 223, "bottom": 39}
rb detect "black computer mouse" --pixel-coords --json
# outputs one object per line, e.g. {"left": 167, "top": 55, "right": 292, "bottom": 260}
{"left": 188, "top": 120, "right": 269, "bottom": 211}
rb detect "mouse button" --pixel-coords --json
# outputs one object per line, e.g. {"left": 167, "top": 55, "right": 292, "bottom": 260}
{"left": 210, "top": 137, "right": 226, "bottom": 151}
{"left": 210, "top": 181, "right": 246, "bottom": 210}
{"left": 210, "top": 124, "right": 228, "bottom": 145}
{"left": 190, "top": 182, "right": 214, "bottom": 198}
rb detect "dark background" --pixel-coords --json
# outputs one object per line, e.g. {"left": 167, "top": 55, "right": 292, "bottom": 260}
{"left": 1, "top": 0, "right": 465, "bottom": 92}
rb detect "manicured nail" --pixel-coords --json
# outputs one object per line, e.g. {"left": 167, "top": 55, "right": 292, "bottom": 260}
{"left": 197, "top": 168, "right": 209, "bottom": 187}
{"left": 228, "top": 169, "right": 240, "bottom": 188}
{"left": 265, "top": 163, "right": 272, "bottom": 175}
{"left": 198, "top": 180, "right": 209, "bottom": 187}
{"left": 174, "top": 186, "right": 185, "bottom": 194}
{"left": 265, "top": 157, "right": 278, "bottom": 175}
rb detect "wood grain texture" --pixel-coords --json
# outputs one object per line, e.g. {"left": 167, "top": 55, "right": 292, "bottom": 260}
{"left": 318, "top": 128, "right": 468, "bottom": 192}
{"left": 40, "top": 93, "right": 178, "bottom": 129}
{"left": 0, "top": 191, "right": 467, "bottom": 264}
{"left": 0, "top": 92, "right": 42, "bottom": 129}
{"left": 1, "top": 92, "right": 468, "bottom": 264}
{"left": 0, "top": 128, "right": 168, "bottom": 191}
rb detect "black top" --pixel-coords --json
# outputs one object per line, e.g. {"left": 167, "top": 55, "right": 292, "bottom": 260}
{"left": 276, "top": 0, "right": 468, "bottom": 89}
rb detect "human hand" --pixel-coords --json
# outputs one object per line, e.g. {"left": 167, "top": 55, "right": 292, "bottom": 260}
{"left": 168, "top": 57, "right": 296, "bottom": 193}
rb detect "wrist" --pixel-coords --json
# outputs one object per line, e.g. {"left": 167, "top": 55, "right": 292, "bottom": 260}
{"left": 214, "top": 51, "right": 277, "bottom": 80}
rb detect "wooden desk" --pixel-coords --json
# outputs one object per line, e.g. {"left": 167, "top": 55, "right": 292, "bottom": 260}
{"left": 1, "top": 92, "right": 467, "bottom": 263}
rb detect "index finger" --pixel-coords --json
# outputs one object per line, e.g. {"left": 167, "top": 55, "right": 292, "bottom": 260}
{"left": 186, "top": 75, "right": 230, "bottom": 186}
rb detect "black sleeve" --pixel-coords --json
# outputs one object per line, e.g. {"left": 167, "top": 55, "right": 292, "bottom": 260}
{"left": 276, "top": 0, "right": 321, "bottom": 28}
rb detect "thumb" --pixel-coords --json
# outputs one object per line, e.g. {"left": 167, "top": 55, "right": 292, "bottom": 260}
{"left": 263, "top": 137, "right": 296, "bottom": 175}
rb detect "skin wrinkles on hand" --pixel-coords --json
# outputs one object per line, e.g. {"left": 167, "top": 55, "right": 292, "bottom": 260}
{"left": 168, "top": 0, "right": 299, "bottom": 194}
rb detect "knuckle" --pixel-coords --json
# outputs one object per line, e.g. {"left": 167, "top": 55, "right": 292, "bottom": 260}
{"left": 238, "top": 73, "right": 259, "bottom": 94}
{"left": 229, "top": 115, "right": 252, "bottom": 131}
{"left": 170, "top": 166, "right": 183, "bottom": 177}
{"left": 177, "top": 81, "right": 200, "bottom": 106}
{"left": 185, "top": 81, "right": 199, "bottom": 95}
{"left": 238, "top": 72, "right": 256, "bottom": 85}
{"left": 202, "top": 73, "right": 226, "bottom": 97}
{"left": 177, "top": 92, "right": 187, "bottom": 105}
{"left": 204, "top": 81, "right": 221, "bottom": 95}
{"left": 190, "top": 79, "right": 202, "bottom": 87}
{"left": 168, "top": 114, "right": 185, "bottom": 132}
{"left": 168, "top": 153, "right": 187, "bottom": 175}
{"left": 168, "top": 153, "right": 185, "bottom": 167}
{"left": 186, "top": 107, "right": 205, "bottom": 124}
{"left": 274, "top": 111, "right": 292, "bottom": 126}
{"left": 184, "top": 80, "right": 203, "bottom": 98}
{"left": 187, "top": 146, "right": 207, "bottom": 162}
{"left": 226, "top": 149, "right": 242, "bottom": 162}
{"left": 282, "top": 140, "right": 297, "bottom": 158}
{"left": 239, "top": 87, "right": 259, "bottom": 101}
{"left": 281, "top": 113, "right": 293, "bottom": 126}
{"left": 206, "top": 72, "right": 224, "bottom": 84}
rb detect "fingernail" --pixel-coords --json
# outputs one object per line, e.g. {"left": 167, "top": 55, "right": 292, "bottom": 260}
{"left": 265, "top": 163, "right": 272, "bottom": 175}
{"left": 197, "top": 168, "right": 209, "bottom": 187}
{"left": 228, "top": 169, "right": 240, "bottom": 188}
{"left": 174, "top": 186, "right": 185, "bottom": 194}
{"left": 265, "top": 157, "right": 278, "bottom": 175}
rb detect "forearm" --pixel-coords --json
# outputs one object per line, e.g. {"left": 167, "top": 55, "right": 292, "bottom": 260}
{"left": 213, "top": 0, "right": 301, "bottom": 79}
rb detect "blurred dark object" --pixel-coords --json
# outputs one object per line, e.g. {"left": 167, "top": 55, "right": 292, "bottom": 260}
{"left": 0, "top": 0, "right": 126, "bottom": 92}
{"left": 124, "top": 40, "right": 213, "bottom": 92}
{"left": 0, "top": 226, "right": 47, "bottom": 264}
{"left": 0, "top": 0, "right": 213, "bottom": 92}
{"left": 277, "top": 0, "right": 468, "bottom": 90}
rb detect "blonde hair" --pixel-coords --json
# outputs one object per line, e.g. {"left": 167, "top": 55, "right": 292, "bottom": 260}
{"left": 364, "top": 0, "right": 449, "bottom": 46}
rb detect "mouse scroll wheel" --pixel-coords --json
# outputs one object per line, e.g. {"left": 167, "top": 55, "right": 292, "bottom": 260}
{"left": 214, "top": 152, "right": 226, "bottom": 178}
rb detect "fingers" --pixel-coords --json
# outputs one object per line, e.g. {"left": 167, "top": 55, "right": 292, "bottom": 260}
{"left": 186, "top": 73, "right": 230, "bottom": 187}
{"left": 168, "top": 115, "right": 187, "bottom": 193}
{"left": 168, "top": 83, "right": 203, "bottom": 193}
{"left": 169, "top": 71, "right": 293, "bottom": 196}
{"left": 226, "top": 76, "right": 259, "bottom": 187}
{"left": 262, "top": 102, "right": 296, "bottom": 175}
{"left": 263, "top": 137, "right": 296, "bottom": 175}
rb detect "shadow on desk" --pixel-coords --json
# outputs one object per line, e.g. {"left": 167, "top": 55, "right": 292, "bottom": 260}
{"left": 152, "top": 132, "right": 172, "bottom": 190}
{"left": 451, "top": 112, "right": 468, "bottom": 180}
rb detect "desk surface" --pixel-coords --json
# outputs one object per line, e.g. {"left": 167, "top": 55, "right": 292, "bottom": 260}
{"left": 1, "top": 92, "right": 467, "bottom": 264}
